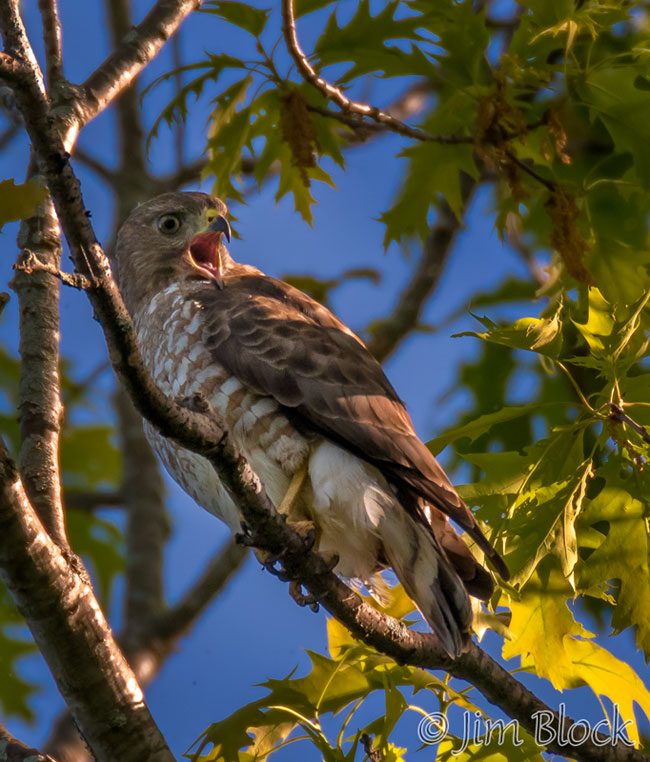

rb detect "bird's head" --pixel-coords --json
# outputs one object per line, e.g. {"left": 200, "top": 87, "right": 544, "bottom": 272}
{"left": 113, "top": 191, "right": 232, "bottom": 312}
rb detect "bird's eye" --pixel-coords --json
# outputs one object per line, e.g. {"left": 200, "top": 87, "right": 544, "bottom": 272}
{"left": 157, "top": 214, "right": 182, "bottom": 234}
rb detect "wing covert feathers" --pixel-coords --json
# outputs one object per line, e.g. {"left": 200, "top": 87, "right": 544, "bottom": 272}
{"left": 196, "top": 268, "right": 509, "bottom": 584}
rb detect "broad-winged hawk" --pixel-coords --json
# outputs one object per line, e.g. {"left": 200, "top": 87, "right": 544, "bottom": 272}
{"left": 114, "top": 191, "right": 508, "bottom": 657}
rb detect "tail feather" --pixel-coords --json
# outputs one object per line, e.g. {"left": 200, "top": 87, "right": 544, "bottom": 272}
{"left": 381, "top": 514, "right": 471, "bottom": 658}
{"left": 424, "top": 505, "right": 495, "bottom": 601}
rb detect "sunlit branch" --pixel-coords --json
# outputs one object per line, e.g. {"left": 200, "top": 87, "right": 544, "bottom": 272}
{"left": 0, "top": 439, "right": 174, "bottom": 762}
{"left": 45, "top": 539, "right": 246, "bottom": 760}
{"left": 36, "top": 0, "right": 63, "bottom": 86}
{"left": 77, "top": 0, "right": 202, "bottom": 126}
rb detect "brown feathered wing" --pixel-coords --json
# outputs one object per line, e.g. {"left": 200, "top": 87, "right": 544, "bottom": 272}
{"left": 196, "top": 268, "right": 509, "bottom": 592}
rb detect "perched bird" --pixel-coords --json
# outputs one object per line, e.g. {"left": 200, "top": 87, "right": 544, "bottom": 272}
{"left": 113, "top": 191, "right": 508, "bottom": 657}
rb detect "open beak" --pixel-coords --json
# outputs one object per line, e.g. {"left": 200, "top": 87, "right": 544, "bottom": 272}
{"left": 185, "top": 214, "right": 231, "bottom": 289}
{"left": 208, "top": 214, "right": 231, "bottom": 241}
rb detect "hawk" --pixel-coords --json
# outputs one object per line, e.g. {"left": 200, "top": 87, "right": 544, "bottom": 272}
{"left": 114, "top": 191, "right": 508, "bottom": 657}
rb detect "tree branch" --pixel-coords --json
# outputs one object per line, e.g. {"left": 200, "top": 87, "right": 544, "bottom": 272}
{"left": 76, "top": 0, "right": 201, "bottom": 126}
{"left": 45, "top": 539, "right": 247, "bottom": 762}
{"left": 104, "top": 0, "right": 146, "bottom": 181}
{"left": 0, "top": 51, "right": 30, "bottom": 88}
{"left": 0, "top": 722, "right": 58, "bottom": 762}
{"left": 36, "top": 0, "right": 63, "bottom": 87}
{"left": 73, "top": 147, "right": 118, "bottom": 186}
{"left": 0, "top": 440, "right": 174, "bottom": 762}
{"left": 153, "top": 539, "right": 246, "bottom": 641}
{"left": 116, "top": 387, "right": 168, "bottom": 644}
{"left": 0, "top": 121, "right": 18, "bottom": 149}
{"left": 0, "top": 3, "right": 45, "bottom": 97}
{"left": 2, "top": 0, "right": 67, "bottom": 553}
{"left": 154, "top": 81, "right": 433, "bottom": 192}
{"left": 11, "top": 195, "right": 68, "bottom": 549}
{"left": 306, "top": 102, "right": 473, "bottom": 144}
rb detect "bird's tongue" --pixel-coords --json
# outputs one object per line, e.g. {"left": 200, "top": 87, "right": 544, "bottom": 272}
{"left": 188, "top": 231, "right": 221, "bottom": 275}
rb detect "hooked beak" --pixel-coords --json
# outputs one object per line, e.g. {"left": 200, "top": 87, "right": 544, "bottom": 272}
{"left": 208, "top": 214, "right": 231, "bottom": 242}
{"left": 185, "top": 214, "right": 231, "bottom": 289}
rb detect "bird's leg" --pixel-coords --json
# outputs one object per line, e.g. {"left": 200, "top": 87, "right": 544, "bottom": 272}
{"left": 277, "top": 462, "right": 320, "bottom": 549}
{"left": 289, "top": 581, "right": 320, "bottom": 612}
{"left": 276, "top": 461, "right": 309, "bottom": 518}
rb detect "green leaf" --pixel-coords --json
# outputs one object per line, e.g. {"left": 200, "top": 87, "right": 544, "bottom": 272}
{"left": 460, "top": 427, "right": 588, "bottom": 584}
{"left": 585, "top": 185, "right": 650, "bottom": 306}
{"left": 207, "top": 102, "right": 255, "bottom": 203}
{"left": 145, "top": 55, "right": 247, "bottom": 147}
{"left": 579, "top": 64, "right": 650, "bottom": 187}
{"left": 381, "top": 141, "right": 477, "bottom": 244}
{"left": 436, "top": 729, "right": 543, "bottom": 761}
{"left": 454, "top": 309, "right": 563, "bottom": 358}
{"left": 408, "top": 0, "right": 491, "bottom": 87}
{"left": 572, "top": 287, "right": 615, "bottom": 357}
{"left": 67, "top": 511, "right": 124, "bottom": 604}
{"left": 0, "top": 179, "right": 47, "bottom": 228}
{"left": 202, "top": 1, "right": 269, "bottom": 37}
{"left": 296, "top": 0, "right": 335, "bottom": 18}
{"left": 61, "top": 425, "right": 121, "bottom": 489}
{"left": 428, "top": 403, "right": 553, "bottom": 455}
{"left": 315, "top": 1, "right": 436, "bottom": 80}
{"left": 578, "top": 462, "right": 650, "bottom": 657}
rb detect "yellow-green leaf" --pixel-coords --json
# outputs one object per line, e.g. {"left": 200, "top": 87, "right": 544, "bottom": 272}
{"left": 0, "top": 178, "right": 47, "bottom": 228}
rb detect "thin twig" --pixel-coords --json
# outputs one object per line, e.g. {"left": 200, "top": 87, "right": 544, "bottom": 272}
{"left": 74, "top": 146, "right": 118, "bottom": 185}
{"left": 171, "top": 28, "right": 184, "bottom": 169}
{"left": 281, "top": 0, "right": 443, "bottom": 143}
{"left": 505, "top": 149, "right": 556, "bottom": 192}
{"left": 307, "top": 103, "right": 474, "bottom": 144}
{"left": 14, "top": 250, "right": 97, "bottom": 290}
{"left": 610, "top": 404, "right": 650, "bottom": 446}
{"left": 152, "top": 539, "right": 247, "bottom": 641}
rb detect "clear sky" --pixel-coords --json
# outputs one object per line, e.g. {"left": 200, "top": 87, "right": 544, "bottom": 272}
{"left": 0, "top": 1, "right": 647, "bottom": 759}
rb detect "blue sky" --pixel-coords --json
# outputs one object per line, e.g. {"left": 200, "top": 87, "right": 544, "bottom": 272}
{"left": 0, "top": 1, "right": 647, "bottom": 759}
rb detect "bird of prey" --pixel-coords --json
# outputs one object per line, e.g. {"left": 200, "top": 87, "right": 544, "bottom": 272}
{"left": 114, "top": 191, "right": 508, "bottom": 657}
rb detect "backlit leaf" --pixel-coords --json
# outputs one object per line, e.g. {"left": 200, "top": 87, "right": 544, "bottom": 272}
{"left": 0, "top": 179, "right": 47, "bottom": 228}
